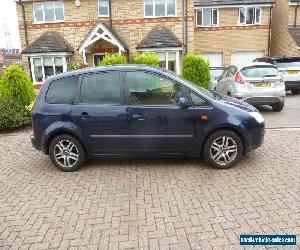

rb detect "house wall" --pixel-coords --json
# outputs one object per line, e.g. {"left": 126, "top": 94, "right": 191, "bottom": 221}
{"left": 271, "top": 0, "right": 300, "bottom": 57}
{"left": 193, "top": 7, "right": 272, "bottom": 66}
{"left": 17, "top": 0, "right": 194, "bottom": 78}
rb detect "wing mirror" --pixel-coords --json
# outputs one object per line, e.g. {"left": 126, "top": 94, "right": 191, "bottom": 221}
{"left": 178, "top": 97, "right": 190, "bottom": 108}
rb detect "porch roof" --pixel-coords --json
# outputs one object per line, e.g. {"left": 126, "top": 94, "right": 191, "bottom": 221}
{"left": 22, "top": 32, "right": 74, "bottom": 54}
{"left": 136, "top": 26, "right": 182, "bottom": 49}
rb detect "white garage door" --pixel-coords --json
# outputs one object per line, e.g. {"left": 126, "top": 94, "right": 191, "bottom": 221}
{"left": 202, "top": 53, "right": 223, "bottom": 67}
{"left": 231, "top": 51, "right": 264, "bottom": 65}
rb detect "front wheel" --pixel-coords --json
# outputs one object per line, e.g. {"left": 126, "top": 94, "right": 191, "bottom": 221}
{"left": 272, "top": 102, "right": 284, "bottom": 112}
{"left": 203, "top": 130, "right": 243, "bottom": 169}
{"left": 49, "top": 134, "right": 86, "bottom": 172}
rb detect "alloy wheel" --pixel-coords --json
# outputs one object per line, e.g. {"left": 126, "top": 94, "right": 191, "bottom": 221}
{"left": 54, "top": 140, "right": 79, "bottom": 168}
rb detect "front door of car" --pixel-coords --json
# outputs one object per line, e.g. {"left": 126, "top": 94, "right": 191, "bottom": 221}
{"left": 71, "top": 71, "right": 129, "bottom": 155}
{"left": 124, "top": 71, "right": 196, "bottom": 154}
{"left": 216, "top": 67, "right": 229, "bottom": 94}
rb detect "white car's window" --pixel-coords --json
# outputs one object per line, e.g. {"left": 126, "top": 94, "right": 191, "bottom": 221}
{"left": 241, "top": 66, "right": 278, "bottom": 78}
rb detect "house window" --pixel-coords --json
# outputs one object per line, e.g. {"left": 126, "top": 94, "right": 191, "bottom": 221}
{"left": 30, "top": 56, "right": 67, "bottom": 83}
{"left": 196, "top": 9, "right": 218, "bottom": 27}
{"left": 33, "top": 2, "right": 64, "bottom": 23}
{"left": 149, "top": 51, "right": 179, "bottom": 73}
{"left": 98, "top": 0, "right": 109, "bottom": 17}
{"left": 144, "top": 0, "right": 175, "bottom": 17}
{"left": 239, "top": 7, "right": 261, "bottom": 25}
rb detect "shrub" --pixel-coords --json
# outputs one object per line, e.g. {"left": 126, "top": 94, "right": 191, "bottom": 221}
{"left": 182, "top": 54, "right": 210, "bottom": 89}
{"left": 0, "top": 64, "right": 35, "bottom": 106}
{"left": 68, "top": 63, "right": 89, "bottom": 71}
{"left": 0, "top": 98, "right": 31, "bottom": 129}
{"left": 99, "top": 54, "right": 126, "bottom": 66}
{"left": 131, "top": 52, "right": 159, "bottom": 66}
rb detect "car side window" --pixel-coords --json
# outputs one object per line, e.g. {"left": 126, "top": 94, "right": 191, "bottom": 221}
{"left": 220, "top": 68, "right": 229, "bottom": 80}
{"left": 226, "top": 67, "right": 237, "bottom": 77}
{"left": 190, "top": 92, "right": 208, "bottom": 107}
{"left": 46, "top": 75, "right": 79, "bottom": 104}
{"left": 126, "top": 71, "right": 181, "bottom": 105}
{"left": 80, "top": 71, "right": 121, "bottom": 105}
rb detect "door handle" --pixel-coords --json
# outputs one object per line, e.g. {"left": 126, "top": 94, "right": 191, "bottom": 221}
{"left": 131, "top": 114, "right": 144, "bottom": 121}
{"left": 81, "top": 112, "right": 90, "bottom": 119}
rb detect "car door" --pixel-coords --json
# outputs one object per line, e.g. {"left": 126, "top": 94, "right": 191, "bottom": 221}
{"left": 71, "top": 70, "right": 129, "bottom": 155}
{"left": 124, "top": 70, "right": 196, "bottom": 154}
{"left": 216, "top": 67, "right": 229, "bottom": 93}
{"left": 224, "top": 66, "right": 237, "bottom": 95}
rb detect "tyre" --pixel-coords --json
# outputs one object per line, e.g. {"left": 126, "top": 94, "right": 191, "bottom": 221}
{"left": 272, "top": 102, "right": 284, "bottom": 112}
{"left": 203, "top": 130, "right": 243, "bottom": 169}
{"left": 291, "top": 89, "right": 300, "bottom": 95}
{"left": 49, "top": 134, "right": 86, "bottom": 172}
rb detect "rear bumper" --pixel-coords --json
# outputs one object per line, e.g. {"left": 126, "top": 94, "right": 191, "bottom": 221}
{"left": 285, "top": 81, "right": 300, "bottom": 91}
{"left": 244, "top": 96, "right": 285, "bottom": 105}
{"left": 31, "top": 135, "right": 41, "bottom": 151}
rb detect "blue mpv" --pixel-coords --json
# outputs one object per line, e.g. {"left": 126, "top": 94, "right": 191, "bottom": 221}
{"left": 31, "top": 65, "right": 265, "bottom": 171}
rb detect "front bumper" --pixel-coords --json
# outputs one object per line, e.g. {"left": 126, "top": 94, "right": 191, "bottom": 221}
{"left": 285, "top": 81, "right": 300, "bottom": 91}
{"left": 245, "top": 125, "right": 265, "bottom": 154}
{"left": 31, "top": 135, "right": 41, "bottom": 151}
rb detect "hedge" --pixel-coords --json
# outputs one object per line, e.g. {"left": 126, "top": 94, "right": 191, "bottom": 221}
{"left": 131, "top": 52, "right": 159, "bottom": 66}
{"left": 99, "top": 54, "right": 126, "bottom": 66}
{"left": 0, "top": 64, "right": 35, "bottom": 106}
{"left": 182, "top": 54, "right": 210, "bottom": 89}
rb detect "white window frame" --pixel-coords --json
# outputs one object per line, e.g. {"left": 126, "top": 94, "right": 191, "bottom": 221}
{"left": 139, "top": 48, "right": 181, "bottom": 74}
{"left": 33, "top": 1, "right": 65, "bottom": 24}
{"left": 98, "top": 0, "right": 110, "bottom": 17}
{"left": 238, "top": 7, "right": 262, "bottom": 26}
{"left": 196, "top": 8, "right": 219, "bottom": 27}
{"left": 29, "top": 54, "right": 68, "bottom": 83}
{"left": 144, "top": 0, "right": 176, "bottom": 18}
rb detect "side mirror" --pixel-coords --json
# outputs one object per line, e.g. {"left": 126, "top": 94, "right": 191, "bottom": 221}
{"left": 178, "top": 97, "right": 190, "bottom": 108}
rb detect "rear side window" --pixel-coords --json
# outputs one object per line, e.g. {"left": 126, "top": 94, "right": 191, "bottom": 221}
{"left": 275, "top": 59, "right": 300, "bottom": 68}
{"left": 241, "top": 66, "right": 278, "bottom": 78}
{"left": 80, "top": 71, "right": 120, "bottom": 105}
{"left": 46, "top": 75, "right": 79, "bottom": 104}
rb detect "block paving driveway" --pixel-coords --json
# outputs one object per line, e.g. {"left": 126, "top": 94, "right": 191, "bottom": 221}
{"left": 0, "top": 130, "right": 299, "bottom": 249}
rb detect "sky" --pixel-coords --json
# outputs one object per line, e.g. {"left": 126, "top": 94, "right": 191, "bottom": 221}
{"left": 0, "top": 0, "right": 21, "bottom": 49}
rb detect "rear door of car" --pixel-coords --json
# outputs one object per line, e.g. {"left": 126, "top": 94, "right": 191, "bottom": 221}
{"left": 123, "top": 70, "right": 196, "bottom": 154}
{"left": 71, "top": 70, "right": 130, "bottom": 155}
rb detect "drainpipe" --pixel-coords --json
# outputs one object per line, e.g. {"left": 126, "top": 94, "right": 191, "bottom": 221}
{"left": 18, "top": 0, "right": 33, "bottom": 81}
{"left": 181, "top": 0, "right": 185, "bottom": 55}
{"left": 268, "top": 3, "right": 273, "bottom": 56}
{"left": 109, "top": 0, "right": 112, "bottom": 27}
{"left": 295, "top": 2, "right": 299, "bottom": 27}
{"left": 185, "top": 0, "right": 188, "bottom": 54}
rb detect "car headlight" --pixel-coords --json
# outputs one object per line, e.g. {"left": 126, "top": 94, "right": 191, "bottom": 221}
{"left": 249, "top": 112, "right": 264, "bottom": 123}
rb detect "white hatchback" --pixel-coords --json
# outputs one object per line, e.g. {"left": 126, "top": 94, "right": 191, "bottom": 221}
{"left": 216, "top": 62, "right": 286, "bottom": 111}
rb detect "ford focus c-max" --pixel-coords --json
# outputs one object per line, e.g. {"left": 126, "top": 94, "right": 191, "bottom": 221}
{"left": 31, "top": 65, "right": 265, "bottom": 172}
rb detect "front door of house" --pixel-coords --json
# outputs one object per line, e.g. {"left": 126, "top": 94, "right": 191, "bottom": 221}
{"left": 93, "top": 54, "right": 105, "bottom": 66}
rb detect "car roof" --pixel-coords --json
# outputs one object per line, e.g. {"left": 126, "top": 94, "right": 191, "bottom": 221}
{"left": 232, "top": 62, "right": 277, "bottom": 69}
{"left": 44, "top": 64, "right": 171, "bottom": 82}
{"left": 256, "top": 56, "right": 300, "bottom": 61}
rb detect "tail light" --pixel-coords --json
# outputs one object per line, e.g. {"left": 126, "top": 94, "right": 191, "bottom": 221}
{"left": 235, "top": 72, "right": 244, "bottom": 84}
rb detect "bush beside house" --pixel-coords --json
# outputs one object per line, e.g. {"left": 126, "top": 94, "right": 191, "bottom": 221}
{"left": 182, "top": 54, "right": 210, "bottom": 89}
{"left": 131, "top": 52, "right": 159, "bottom": 66}
{"left": 0, "top": 65, "right": 35, "bottom": 130}
{"left": 100, "top": 54, "right": 126, "bottom": 65}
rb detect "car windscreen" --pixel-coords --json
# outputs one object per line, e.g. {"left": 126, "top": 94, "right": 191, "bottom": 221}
{"left": 210, "top": 69, "right": 224, "bottom": 80}
{"left": 275, "top": 58, "right": 300, "bottom": 68}
{"left": 240, "top": 66, "right": 278, "bottom": 78}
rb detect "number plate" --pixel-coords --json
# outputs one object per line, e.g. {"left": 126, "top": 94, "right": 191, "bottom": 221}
{"left": 288, "top": 71, "right": 299, "bottom": 74}
{"left": 255, "top": 82, "right": 271, "bottom": 87}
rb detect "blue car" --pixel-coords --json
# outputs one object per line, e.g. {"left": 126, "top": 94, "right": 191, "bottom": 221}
{"left": 31, "top": 65, "right": 265, "bottom": 171}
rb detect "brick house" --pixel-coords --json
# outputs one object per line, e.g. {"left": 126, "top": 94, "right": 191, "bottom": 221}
{"left": 271, "top": 0, "right": 300, "bottom": 57}
{"left": 16, "top": 0, "right": 274, "bottom": 84}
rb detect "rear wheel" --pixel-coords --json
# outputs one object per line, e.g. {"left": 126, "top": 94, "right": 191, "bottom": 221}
{"left": 49, "top": 134, "right": 86, "bottom": 172}
{"left": 272, "top": 102, "right": 284, "bottom": 112}
{"left": 291, "top": 89, "right": 300, "bottom": 95}
{"left": 203, "top": 130, "right": 243, "bottom": 169}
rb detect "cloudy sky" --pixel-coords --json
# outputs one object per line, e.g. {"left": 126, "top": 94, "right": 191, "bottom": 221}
{"left": 0, "top": 0, "right": 21, "bottom": 49}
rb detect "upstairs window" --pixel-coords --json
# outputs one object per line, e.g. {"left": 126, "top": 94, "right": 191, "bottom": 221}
{"left": 145, "top": 0, "right": 175, "bottom": 17}
{"left": 98, "top": 0, "right": 109, "bottom": 17}
{"left": 33, "top": 2, "right": 64, "bottom": 23}
{"left": 239, "top": 7, "right": 261, "bottom": 25}
{"left": 196, "top": 9, "right": 218, "bottom": 27}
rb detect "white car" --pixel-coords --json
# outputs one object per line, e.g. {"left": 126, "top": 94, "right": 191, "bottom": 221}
{"left": 254, "top": 57, "right": 300, "bottom": 95}
{"left": 216, "top": 62, "right": 286, "bottom": 111}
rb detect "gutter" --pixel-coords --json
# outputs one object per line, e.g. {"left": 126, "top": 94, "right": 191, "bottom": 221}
{"left": 268, "top": 3, "right": 273, "bottom": 56}
{"left": 18, "top": 0, "right": 33, "bottom": 81}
